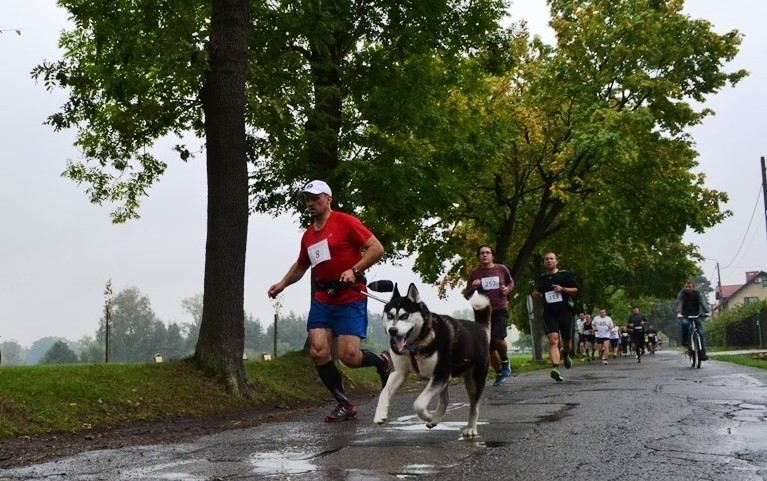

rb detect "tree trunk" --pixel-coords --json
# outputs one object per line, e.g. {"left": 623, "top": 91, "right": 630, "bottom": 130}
{"left": 531, "top": 295, "right": 545, "bottom": 362}
{"left": 194, "top": 0, "right": 251, "bottom": 396}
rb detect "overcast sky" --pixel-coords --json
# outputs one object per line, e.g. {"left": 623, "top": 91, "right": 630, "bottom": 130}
{"left": 2, "top": 1, "right": 765, "bottom": 348}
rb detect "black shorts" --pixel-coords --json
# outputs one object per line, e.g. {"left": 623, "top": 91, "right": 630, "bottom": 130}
{"left": 490, "top": 308, "right": 509, "bottom": 341}
{"left": 544, "top": 311, "right": 574, "bottom": 341}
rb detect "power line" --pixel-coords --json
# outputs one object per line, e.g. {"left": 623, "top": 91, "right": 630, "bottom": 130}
{"left": 721, "top": 184, "right": 763, "bottom": 269}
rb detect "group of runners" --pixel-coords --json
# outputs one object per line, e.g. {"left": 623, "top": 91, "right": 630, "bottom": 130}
{"left": 575, "top": 308, "right": 660, "bottom": 364}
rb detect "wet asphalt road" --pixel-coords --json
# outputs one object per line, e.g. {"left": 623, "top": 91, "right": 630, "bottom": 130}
{"left": 2, "top": 349, "right": 767, "bottom": 481}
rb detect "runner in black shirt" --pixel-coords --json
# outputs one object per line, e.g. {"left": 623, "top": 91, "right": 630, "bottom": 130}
{"left": 533, "top": 252, "right": 579, "bottom": 382}
{"left": 627, "top": 306, "right": 647, "bottom": 363}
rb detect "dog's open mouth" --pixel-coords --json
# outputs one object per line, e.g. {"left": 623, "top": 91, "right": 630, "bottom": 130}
{"left": 389, "top": 332, "right": 410, "bottom": 355}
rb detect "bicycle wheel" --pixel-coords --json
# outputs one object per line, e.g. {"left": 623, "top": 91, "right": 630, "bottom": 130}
{"left": 688, "top": 333, "right": 697, "bottom": 368}
{"left": 693, "top": 332, "right": 702, "bottom": 369}
{"left": 689, "top": 348, "right": 697, "bottom": 368}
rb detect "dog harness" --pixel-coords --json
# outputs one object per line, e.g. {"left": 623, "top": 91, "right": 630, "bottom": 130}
{"left": 407, "top": 347, "right": 420, "bottom": 374}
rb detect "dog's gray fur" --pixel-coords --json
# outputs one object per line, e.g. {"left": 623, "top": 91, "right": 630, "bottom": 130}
{"left": 373, "top": 283, "right": 492, "bottom": 437}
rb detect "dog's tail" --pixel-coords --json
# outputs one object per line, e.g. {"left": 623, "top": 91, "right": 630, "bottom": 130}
{"left": 470, "top": 294, "right": 492, "bottom": 340}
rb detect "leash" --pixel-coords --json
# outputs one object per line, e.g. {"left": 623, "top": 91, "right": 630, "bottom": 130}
{"left": 317, "top": 279, "right": 394, "bottom": 304}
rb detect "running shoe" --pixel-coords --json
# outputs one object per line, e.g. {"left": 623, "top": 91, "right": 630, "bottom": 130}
{"left": 500, "top": 360, "right": 512, "bottom": 377}
{"left": 493, "top": 373, "right": 507, "bottom": 386}
{"left": 378, "top": 351, "right": 394, "bottom": 388}
{"left": 602, "top": 358, "right": 608, "bottom": 365}
{"left": 324, "top": 403, "right": 358, "bottom": 422}
{"left": 562, "top": 353, "right": 572, "bottom": 369}
{"left": 550, "top": 368, "right": 564, "bottom": 382}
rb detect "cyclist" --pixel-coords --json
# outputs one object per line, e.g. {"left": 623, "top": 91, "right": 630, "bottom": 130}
{"left": 675, "top": 280, "right": 711, "bottom": 361}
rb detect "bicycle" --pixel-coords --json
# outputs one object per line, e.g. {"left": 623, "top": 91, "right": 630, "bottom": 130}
{"left": 686, "top": 315, "right": 704, "bottom": 369}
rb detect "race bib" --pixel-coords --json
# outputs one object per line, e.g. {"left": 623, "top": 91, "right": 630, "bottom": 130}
{"left": 481, "top": 276, "right": 501, "bottom": 291}
{"left": 307, "top": 239, "right": 331, "bottom": 267}
{"left": 544, "top": 290, "right": 563, "bottom": 304}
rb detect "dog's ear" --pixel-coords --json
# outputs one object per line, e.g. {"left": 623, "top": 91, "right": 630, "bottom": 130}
{"left": 391, "top": 283, "right": 400, "bottom": 299}
{"left": 406, "top": 283, "right": 421, "bottom": 303}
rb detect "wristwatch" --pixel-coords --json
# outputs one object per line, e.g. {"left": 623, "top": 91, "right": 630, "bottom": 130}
{"left": 352, "top": 267, "right": 361, "bottom": 278}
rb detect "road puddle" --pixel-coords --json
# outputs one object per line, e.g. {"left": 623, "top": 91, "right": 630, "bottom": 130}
{"left": 249, "top": 450, "right": 317, "bottom": 475}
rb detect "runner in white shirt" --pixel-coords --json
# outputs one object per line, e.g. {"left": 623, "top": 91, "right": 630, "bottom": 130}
{"left": 592, "top": 309, "right": 615, "bottom": 365}
{"left": 576, "top": 313, "right": 586, "bottom": 358}
{"left": 609, "top": 324, "right": 620, "bottom": 359}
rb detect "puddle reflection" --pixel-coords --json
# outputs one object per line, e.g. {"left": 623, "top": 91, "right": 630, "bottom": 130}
{"left": 249, "top": 451, "right": 317, "bottom": 475}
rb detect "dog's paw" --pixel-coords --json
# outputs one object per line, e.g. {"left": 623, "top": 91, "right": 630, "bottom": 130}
{"left": 461, "top": 426, "right": 479, "bottom": 438}
{"left": 373, "top": 407, "right": 387, "bottom": 425}
{"left": 425, "top": 421, "right": 438, "bottom": 429}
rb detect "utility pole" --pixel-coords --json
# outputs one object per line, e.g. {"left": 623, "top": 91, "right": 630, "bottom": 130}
{"left": 761, "top": 157, "right": 767, "bottom": 348}
{"left": 716, "top": 261, "right": 722, "bottom": 306}
{"left": 271, "top": 297, "right": 282, "bottom": 359}
{"left": 762, "top": 157, "right": 767, "bottom": 242}
{"left": 104, "top": 279, "right": 113, "bottom": 363}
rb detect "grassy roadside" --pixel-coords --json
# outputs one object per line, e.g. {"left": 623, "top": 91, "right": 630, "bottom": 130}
{"left": 0, "top": 352, "right": 549, "bottom": 439}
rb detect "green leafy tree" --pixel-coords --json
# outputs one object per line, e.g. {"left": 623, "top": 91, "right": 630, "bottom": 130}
{"left": 180, "top": 293, "right": 203, "bottom": 350}
{"left": 78, "top": 335, "right": 105, "bottom": 363}
{"left": 32, "top": 0, "right": 502, "bottom": 393}
{"left": 395, "top": 2, "right": 743, "bottom": 359}
{"left": 98, "top": 286, "right": 161, "bottom": 362}
{"left": 40, "top": 340, "right": 80, "bottom": 364}
{"left": 34, "top": 0, "right": 251, "bottom": 391}
{"left": 401, "top": 0, "right": 743, "bottom": 301}
{"left": 163, "top": 323, "right": 188, "bottom": 360}
{"left": 244, "top": 313, "right": 269, "bottom": 354}
{"left": 0, "top": 340, "right": 27, "bottom": 366}
{"left": 26, "top": 337, "right": 65, "bottom": 365}
{"left": 263, "top": 311, "right": 312, "bottom": 355}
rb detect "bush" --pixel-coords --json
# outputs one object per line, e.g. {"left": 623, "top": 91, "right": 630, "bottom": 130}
{"left": 707, "top": 300, "right": 767, "bottom": 348}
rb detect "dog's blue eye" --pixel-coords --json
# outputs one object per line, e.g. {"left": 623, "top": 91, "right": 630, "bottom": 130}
{"left": 386, "top": 313, "right": 394, "bottom": 320}
{"left": 399, "top": 313, "right": 409, "bottom": 320}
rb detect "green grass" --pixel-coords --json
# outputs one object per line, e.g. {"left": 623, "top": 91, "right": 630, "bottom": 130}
{"left": 0, "top": 352, "right": 338, "bottom": 438}
{"left": 706, "top": 351, "right": 767, "bottom": 369}
{"left": 0, "top": 351, "right": 552, "bottom": 439}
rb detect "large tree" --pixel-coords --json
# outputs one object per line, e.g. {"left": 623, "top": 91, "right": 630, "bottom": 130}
{"left": 35, "top": 0, "right": 251, "bottom": 392}
{"left": 246, "top": 0, "right": 506, "bottom": 216}
{"left": 33, "top": 0, "right": 504, "bottom": 392}
{"left": 99, "top": 286, "right": 162, "bottom": 362}
{"left": 386, "top": 0, "right": 744, "bottom": 299}
{"left": 193, "top": 0, "right": 250, "bottom": 393}
{"left": 39, "top": 340, "right": 80, "bottom": 365}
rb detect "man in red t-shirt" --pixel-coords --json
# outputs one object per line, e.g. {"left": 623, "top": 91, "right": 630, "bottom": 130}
{"left": 464, "top": 245, "right": 514, "bottom": 386}
{"left": 268, "top": 180, "right": 388, "bottom": 422}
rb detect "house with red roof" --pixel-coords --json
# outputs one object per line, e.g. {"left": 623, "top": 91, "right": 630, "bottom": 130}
{"left": 716, "top": 271, "right": 767, "bottom": 313}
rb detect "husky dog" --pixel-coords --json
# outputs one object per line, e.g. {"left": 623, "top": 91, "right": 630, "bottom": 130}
{"left": 373, "top": 283, "right": 492, "bottom": 437}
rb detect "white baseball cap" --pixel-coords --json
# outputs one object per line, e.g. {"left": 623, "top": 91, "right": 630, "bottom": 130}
{"left": 301, "top": 180, "right": 332, "bottom": 196}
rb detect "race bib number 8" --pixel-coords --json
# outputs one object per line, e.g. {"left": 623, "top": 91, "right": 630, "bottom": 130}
{"left": 544, "top": 290, "right": 563, "bottom": 304}
{"left": 481, "top": 276, "right": 501, "bottom": 291}
{"left": 307, "top": 239, "right": 331, "bottom": 267}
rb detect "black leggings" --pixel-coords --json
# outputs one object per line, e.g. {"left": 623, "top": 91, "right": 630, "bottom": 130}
{"left": 632, "top": 332, "right": 645, "bottom": 355}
